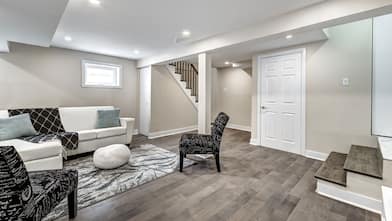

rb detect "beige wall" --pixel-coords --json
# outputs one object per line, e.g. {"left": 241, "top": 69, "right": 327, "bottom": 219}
{"left": 0, "top": 43, "right": 138, "bottom": 125}
{"left": 150, "top": 65, "right": 197, "bottom": 132}
{"left": 306, "top": 19, "right": 376, "bottom": 153}
{"left": 212, "top": 67, "right": 252, "bottom": 128}
{"left": 251, "top": 19, "right": 377, "bottom": 154}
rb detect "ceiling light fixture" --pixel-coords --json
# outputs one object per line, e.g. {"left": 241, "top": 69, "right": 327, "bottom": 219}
{"left": 89, "top": 0, "right": 101, "bottom": 6}
{"left": 64, "top": 36, "right": 72, "bottom": 42}
{"left": 133, "top": 50, "right": 140, "bottom": 55}
{"left": 224, "top": 61, "right": 230, "bottom": 65}
{"left": 286, "top": 34, "right": 293, "bottom": 39}
{"left": 232, "top": 63, "right": 240, "bottom": 68}
{"left": 182, "top": 30, "right": 191, "bottom": 37}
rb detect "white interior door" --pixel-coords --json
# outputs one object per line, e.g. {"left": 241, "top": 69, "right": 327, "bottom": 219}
{"left": 139, "top": 66, "right": 151, "bottom": 136}
{"left": 260, "top": 50, "right": 305, "bottom": 154}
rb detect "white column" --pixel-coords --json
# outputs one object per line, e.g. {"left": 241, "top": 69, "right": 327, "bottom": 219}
{"left": 198, "top": 53, "right": 212, "bottom": 134}
{"left": 139, "top": 66, "right": 152, "bottom": 136}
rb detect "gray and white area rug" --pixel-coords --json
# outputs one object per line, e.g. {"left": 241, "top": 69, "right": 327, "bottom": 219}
{"left": 44, "top": 144, "right": 195, "bottom": 221}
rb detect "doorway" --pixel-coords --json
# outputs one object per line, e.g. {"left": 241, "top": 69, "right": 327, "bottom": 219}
{"left": 258, "top": 49, "right": 306, "bottom": 155}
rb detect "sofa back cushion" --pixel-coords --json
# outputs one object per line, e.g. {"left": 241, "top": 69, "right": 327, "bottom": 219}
{"left": 0, "top": 146, "right": 32, "bottom": 219}
{"left": 59, "top": 106, "right": 115, "bottom": 131}
{"left": 0, "top": 114, "right": 38, "bottom": 141}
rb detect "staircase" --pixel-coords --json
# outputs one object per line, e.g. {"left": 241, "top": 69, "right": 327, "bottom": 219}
{"left": 314, "top": 145, "right": 383, "bottom": 214}
{"left": 167, "top": 61, "right": 198, "bottom": 109}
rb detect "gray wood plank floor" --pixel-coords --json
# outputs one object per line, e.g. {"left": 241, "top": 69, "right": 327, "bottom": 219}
{"left": 59, "top": 129, "right": 380, "bottom": 221}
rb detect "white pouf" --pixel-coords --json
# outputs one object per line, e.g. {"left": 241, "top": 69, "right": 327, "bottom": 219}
{"left": 93, "top": 144, "right": 131, "bottom": 169}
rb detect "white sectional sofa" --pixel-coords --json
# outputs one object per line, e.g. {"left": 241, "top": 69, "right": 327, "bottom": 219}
{"left": 59, "top": 106, "right": 135, "bottom": 156}
{"left": 0, "top": 106, "right": 135, "bottom": 171}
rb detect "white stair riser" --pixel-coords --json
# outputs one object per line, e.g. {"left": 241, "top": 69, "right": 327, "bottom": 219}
{"left": 316, "top": 179, "right": 382, "bottom": 214}
{"left": 346, "top": 171, "right": 382, "bottom": 200}
{"left": 383, "top": 160, "right": 392, "bottom": 188}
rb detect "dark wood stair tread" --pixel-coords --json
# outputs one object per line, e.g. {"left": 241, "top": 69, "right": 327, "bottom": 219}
{"left": 315, "top": 152, "right": 347, "bottom": 187}
{"left": 343, "top": 145, "right": 383, "bottom": 179}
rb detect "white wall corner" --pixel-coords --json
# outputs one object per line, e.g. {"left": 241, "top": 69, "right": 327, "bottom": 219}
{"left": 305, "top": 149, "right": 329, "bottom": 161}
{"left": 148, "top": 125, "right": 197, "bottom": 139}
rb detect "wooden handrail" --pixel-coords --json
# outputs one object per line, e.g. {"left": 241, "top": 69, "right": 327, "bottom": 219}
{"left": 190, "top": 64, "right": 198, "bottom": 75}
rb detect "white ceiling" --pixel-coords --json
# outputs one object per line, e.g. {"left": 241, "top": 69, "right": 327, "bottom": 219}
{"left": 210, "top": 29, "right": 328, "bottom": 67}
{"left": 182, "top": 29, "right": 328, "bottom": 68}
{"left": 51, "top": 0, "right": 326, "bottom": 59}
{"left": 0, "top": 0, "right": 68, "bottom": 52}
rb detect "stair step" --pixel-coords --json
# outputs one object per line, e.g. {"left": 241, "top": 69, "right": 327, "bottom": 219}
{"left": 343, "top": 145, "right": 383, "bottom": 179}
{"left": 315, "top": 152, "right": 347, "bottom": 187}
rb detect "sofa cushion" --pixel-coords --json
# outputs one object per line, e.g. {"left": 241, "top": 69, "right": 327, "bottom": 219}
{"left": 95, "top": 127, "right": 126, "bottom": 139}
{"left": 77, "top": 130, "right": 97, "bottom": 141}
{"left": 59, "top": 106, "right": 115, "bottom": 131}
{"left": 96, "top": 109, "right": 121, "bottom": 129}
{"left": 0, "top": 114, "right": 38, "bottom": 141}
{"left": 0, "top": 139, "right": 62, "bottom": 162}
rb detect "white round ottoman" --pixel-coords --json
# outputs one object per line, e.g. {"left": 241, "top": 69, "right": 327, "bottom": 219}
{"left": 93, "top": 144, "right": 131, "bottom": 169}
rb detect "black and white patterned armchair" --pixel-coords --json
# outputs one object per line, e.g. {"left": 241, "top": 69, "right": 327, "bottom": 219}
{"left": 179, "top": 112, "right": 229, "bottom": 172}
{"left": 0, "top": 146, "right": 78, "bottom": 221}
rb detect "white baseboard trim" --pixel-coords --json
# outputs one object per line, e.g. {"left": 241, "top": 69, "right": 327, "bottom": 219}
{"left": 226, "top": 123, "right": 251, "bottom": 132}
{"left": 305, "top": 150, "right": 328, "bottom": 161}
{"left": 249, "top": 138, "right": 260, "bottom": 146}
{"left": 133, "top": 129, "right": 139, "bottom": 135}
{"left": 316, "top": 180, "right": 382, "bottom": 214}
{"left": 148, "top": 125, "right": 197, "bottom": 139}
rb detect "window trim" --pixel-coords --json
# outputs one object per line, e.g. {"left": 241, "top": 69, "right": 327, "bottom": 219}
{"left": 81, "top": 59, "right": 123, "bottom": 89}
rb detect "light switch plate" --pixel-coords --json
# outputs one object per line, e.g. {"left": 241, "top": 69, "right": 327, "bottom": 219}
{"left": 342, "top": 77, "right": 350, "bottom": 86}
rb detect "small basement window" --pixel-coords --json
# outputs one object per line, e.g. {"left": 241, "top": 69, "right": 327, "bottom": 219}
{"left": 82, "top": 60, "right": 122, "bottom": 88}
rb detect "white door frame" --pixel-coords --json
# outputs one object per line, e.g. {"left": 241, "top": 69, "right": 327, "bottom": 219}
{"left": 256, "top": 48, "right": 306, "bottom": 155}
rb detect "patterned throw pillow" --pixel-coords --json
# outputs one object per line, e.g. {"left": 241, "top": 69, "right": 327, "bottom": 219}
{"left": 0, "top": 146, "right": 32, "bottom": 219}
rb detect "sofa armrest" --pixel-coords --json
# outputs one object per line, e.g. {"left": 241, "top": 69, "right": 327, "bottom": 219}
{"left": 120, "top": 117, "right": 135, "bottom": 144}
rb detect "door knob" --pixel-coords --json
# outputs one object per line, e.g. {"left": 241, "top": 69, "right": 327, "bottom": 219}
{"left": 261, "top": 106, "right": 267, "bottom": 109}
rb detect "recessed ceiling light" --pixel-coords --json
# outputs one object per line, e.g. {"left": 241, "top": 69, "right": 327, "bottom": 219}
{"left": 182, "top": 30, "right": 191, "bottom": 37}
{"left": 89, "top": 0, "right": 101, "bottom": 6}
{"left": 224, "top": 61, "right": 230, "bottom": 65}
{"left": 133, "top": 50, "right": 140, "bottom": 55}
{"left": 64, "top": 36, "right": 72, "bottom": 42}
{"left": 286, "top": 34, "right": 293, "bottom": 39}
{"left": 232, "top": 63, "right": 240, "bottom": 68}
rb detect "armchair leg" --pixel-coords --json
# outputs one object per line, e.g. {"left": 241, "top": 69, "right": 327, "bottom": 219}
{"left": 68, "top": 190, "right": 77, "bottom": 219}
{"left": 215, "top": 153, "right": 221, "bottom": 173}
{"left": 179, "top": 152, "right": 184, "bottom": 172}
